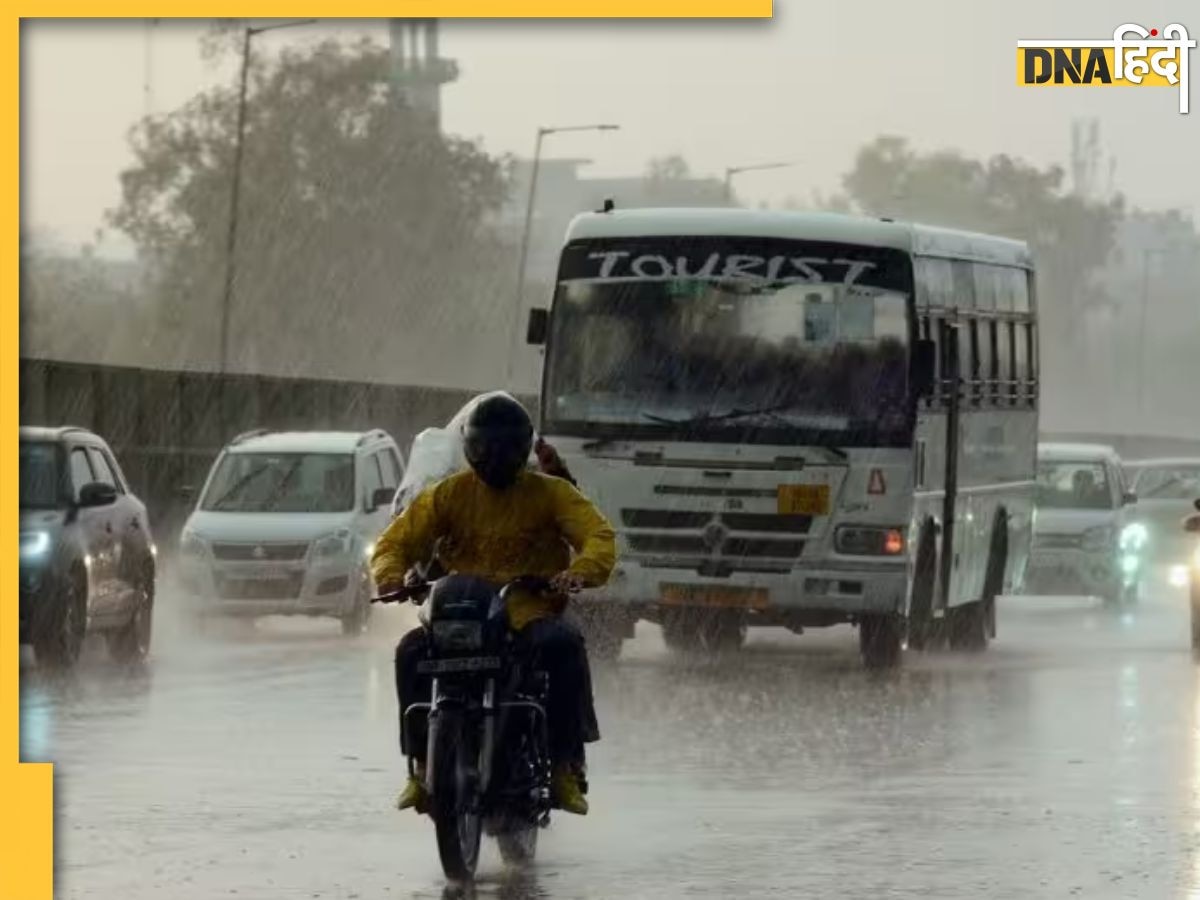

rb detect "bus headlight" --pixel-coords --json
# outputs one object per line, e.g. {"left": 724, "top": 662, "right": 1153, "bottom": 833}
{"left": 835, "top": 526, "right": 906, "bottom": 556}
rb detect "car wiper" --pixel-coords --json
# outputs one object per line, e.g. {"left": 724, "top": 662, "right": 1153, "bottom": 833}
{"left": 207, "top": 465, "right": 274, "bottom": 511}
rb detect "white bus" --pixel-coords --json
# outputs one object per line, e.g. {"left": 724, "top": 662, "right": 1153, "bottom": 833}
{"left": 525, "top": 208, "right": 1040, "bottom": 667}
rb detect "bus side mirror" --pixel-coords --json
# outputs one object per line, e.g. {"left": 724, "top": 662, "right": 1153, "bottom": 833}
{"left": 912, "top": 339, "right": 936, "bottom": 398}
{"left": 526, "top": 309, "right": 549, "bottom": 346}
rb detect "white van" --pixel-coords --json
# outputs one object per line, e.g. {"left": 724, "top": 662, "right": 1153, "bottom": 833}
{"left": 1028, "top": 442, "right": 1140, "bottom": 603}
{"left": 178, "top": 430, "right": 405, "bottom": 633}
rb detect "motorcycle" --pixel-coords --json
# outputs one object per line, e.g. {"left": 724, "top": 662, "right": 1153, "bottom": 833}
{"left": 1184, "top": 498, "right": 1200, "bottom": 652}
{"left": 374, "top": 575, "right": 560, "bottom": 881}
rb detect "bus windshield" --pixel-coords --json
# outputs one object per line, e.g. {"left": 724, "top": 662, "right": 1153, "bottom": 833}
{"left": 542, "top": 237, "right": 914, "bottom": 446}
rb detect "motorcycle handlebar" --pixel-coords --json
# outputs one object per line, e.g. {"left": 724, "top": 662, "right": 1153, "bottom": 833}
{"left": 370, "top": 574, "right": 560, "bottom": 605}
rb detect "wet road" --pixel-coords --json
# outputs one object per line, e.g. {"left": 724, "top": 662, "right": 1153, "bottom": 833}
{"left": 20, "top": 574, "right": 1200, "bottom": 900}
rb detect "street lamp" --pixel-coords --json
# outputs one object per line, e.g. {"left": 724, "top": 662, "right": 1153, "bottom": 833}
{"left": 724, "top": 161, "right": 794, "bottom": 203}
{"left": 506, "top": 123, "right": 620, "bottom": 385}
{"left": 217, "top": 18, "right": 317, "bottom": 381}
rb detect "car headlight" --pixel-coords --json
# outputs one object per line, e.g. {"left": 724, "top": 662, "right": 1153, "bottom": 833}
{"left": 1081, "top": 525, "right": 1113, "bottom": 551}
{"left": 1118, "top": 522, "right": 1148, "bottom": 553}
{"left": 431, "top": 620, "right": 483, "bottom": 651}
{"left": 179, "top": 530, "right": 208, "bottom": 558}
{"left": 313, "top": 530, "right": 353, "bottom": 559}
{"left": 19, "top": 531, "right": 52, "bottom": 561}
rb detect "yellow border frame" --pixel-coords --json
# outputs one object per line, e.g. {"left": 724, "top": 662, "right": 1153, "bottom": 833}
{"left": 6, "top": 8, "right": 771, "bottom": 898}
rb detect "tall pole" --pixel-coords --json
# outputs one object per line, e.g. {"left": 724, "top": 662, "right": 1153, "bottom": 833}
{"left": 505, "top": 123, "right": 618, "bottom": 386}
{"left": 723, "top": 168, "right": 734, "bottom": 203}
{"left": 219, "top": 27, "right": 253, "bottom": 381}
{"left": 509, "top": 127, "right": 546, "bottom": 382}
{"left": 1136, "top": 249, "right": 1152, "bottom": 424}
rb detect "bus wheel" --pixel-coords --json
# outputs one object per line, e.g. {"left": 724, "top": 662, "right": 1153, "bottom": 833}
{"left": 859, "top": 615, "right": 902, "bottom": 669}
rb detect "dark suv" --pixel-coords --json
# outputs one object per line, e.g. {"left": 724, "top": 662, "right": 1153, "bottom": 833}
{"left": 19, "top": 426, "right": 157, "bottom": 667}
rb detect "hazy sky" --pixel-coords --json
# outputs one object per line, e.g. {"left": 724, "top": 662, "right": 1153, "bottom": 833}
{"left": 22, "top": 5, "right": 1199, "bottom": 254}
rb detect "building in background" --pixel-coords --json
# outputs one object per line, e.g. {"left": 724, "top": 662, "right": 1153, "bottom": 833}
{"left": 388, "top": 18, "right": 458, "bottom": 131}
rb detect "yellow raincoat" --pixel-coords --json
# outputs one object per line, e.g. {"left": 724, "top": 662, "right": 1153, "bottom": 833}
{"left": 371, "top": 469, "right": 616, "bottom": 631}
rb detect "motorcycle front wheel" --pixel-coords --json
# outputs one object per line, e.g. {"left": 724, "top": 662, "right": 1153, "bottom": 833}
{"left": 430, "top": 710, "right": 483, "bottom": 881}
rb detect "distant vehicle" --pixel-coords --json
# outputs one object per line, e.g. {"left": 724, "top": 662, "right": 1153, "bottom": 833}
{"left": 1028, "top": 442, "right": 1140, "bottom": 604}
{"left": 178, "top": 429, "right": 405, "bottom": 634}
{"left": 527, "top": 207, "right": 1041, "bottom": 666}
{"left": 1126, "top": 458, "right": 1200, "bottom": 587}
{"left": 19, "top": 426, "right": 157, "bottom": 667}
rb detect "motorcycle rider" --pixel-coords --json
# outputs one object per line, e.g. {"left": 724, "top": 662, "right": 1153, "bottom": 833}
{"left": 372, "top": 394, "right": 615, "bottom": 816}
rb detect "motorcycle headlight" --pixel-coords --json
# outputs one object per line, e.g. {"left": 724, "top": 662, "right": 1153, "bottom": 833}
{"left": 1119, "top": 522, "right": 1148, "bottom": 553}
{"left": 1081, "top": 525, "right": 1113, "bottom": 552}
{"left": 313, "top": 530, "right": 352, "bottom": 559}
{"left": 19, "top": 531, "right": 52, "bottom": 561}
{"left": 431, "top": 620, "right": 484, "bottom": 651}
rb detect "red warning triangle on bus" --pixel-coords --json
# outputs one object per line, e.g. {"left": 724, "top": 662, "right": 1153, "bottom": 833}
{"left": 867, "top": 468, "right": 887, "bottom": 495}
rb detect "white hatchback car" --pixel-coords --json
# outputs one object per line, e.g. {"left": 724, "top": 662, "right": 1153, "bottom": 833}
{"left": 1028, "top": 442, "right": 1140, "bottom": 603}
{"left": 178, "top": 430, "right": 405, "bottom": 633}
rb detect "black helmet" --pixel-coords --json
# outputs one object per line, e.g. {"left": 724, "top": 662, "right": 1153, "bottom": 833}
{"left": 462, "top": 394, "right": 534, "bottom": 489}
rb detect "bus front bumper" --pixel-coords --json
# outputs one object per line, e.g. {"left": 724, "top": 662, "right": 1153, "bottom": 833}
{"left": 593, "top": 559, "right": 907, "bottom": 623}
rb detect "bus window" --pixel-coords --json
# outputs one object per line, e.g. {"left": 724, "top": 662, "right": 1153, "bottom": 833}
{"left": 1028, "top": 321, "right": 1039, "bottom": 404}
{"left": 916, "top": 258, "right": 954, "bottom": 309}
{"left": 997, "top": 320, "right": 1013, "bottom": 403}
{"left": 973, "top": 319, "right": 992, "bottom": 405}
{"left": 951, "top": 261, "right": 976, "bottom": 309}
{"left": 993, "top": 267, "right": 1015, "bottom": 313}
{"left": 1011, "top": 270, "right": 1031, "bottom": 314}
{"left": 959, "top": 320, "right": 975, "bottom": 404}
{"left": 973, "top": 265, "right": 997, "bottom": 313}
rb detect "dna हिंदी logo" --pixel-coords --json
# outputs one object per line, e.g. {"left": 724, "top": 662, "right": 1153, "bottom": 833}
{"left": 1016, "top": 23, "right": 1195, "bottom": 113}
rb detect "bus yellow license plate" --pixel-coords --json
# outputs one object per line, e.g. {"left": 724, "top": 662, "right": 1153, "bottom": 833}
{"left": 660, "top": 585, "right": 769, "bottom": 609}
{"left": 777, "top": 484, "right": 830, "bottom": 516}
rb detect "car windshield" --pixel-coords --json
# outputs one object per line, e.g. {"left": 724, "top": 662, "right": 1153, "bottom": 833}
{"left": 20, "top": 441, "right": 60, "bottom": 509}
{"left": 1036, "top": 459, "right": 1115, "bottom": 510}
{"left": 200, "top": 452, "right": 355, "bottom": 513}
{"left": 1134, "top": 464, "right": 1200, "bottom": 500}
{"left": 542, "top": 236, "right": 914, "bottom": 446}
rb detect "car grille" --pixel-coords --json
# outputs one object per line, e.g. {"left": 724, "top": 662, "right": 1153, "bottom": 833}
{"left": 211, "top": 542, "right": 310, "bottom": 561}
{"left": 216, "top": 573, "right": 304, "bottom": 600}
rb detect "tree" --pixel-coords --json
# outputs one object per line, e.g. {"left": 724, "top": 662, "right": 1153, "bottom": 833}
{"left": 108, "top": 35, "right": 511, "bottom": 382}
{"left": 838, "top": 136, "right": 1126, "bottom": 399}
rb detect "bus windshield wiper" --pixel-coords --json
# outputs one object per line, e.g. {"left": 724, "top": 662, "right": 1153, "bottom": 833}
{"left": 642, "top": 402, "right": 795, "bottom": 427}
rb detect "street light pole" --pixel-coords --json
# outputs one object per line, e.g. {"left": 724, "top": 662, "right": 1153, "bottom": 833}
{"left": 506, "top": 123, "right": 619, "bottom": 386}
{"left": 724, "top": 161, "right": 794, "bottom": 204}
{"left": 218, "top": 18, "right": 316, "bottom": 383}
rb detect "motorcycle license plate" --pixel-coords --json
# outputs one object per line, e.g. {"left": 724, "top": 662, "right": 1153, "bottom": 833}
{"left": 416, "top": 656, "right": 502, "bottom": 675}
{"left": 777, "top": 484, "right": 830, "bottom": 516}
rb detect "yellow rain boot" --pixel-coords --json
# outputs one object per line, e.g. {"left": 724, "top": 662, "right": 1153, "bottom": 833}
{"left": 395, "top": 767, "right": 428, "bottom": 813}
{"left": 551, "top": 766, "right": 589, "bottom": 816}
